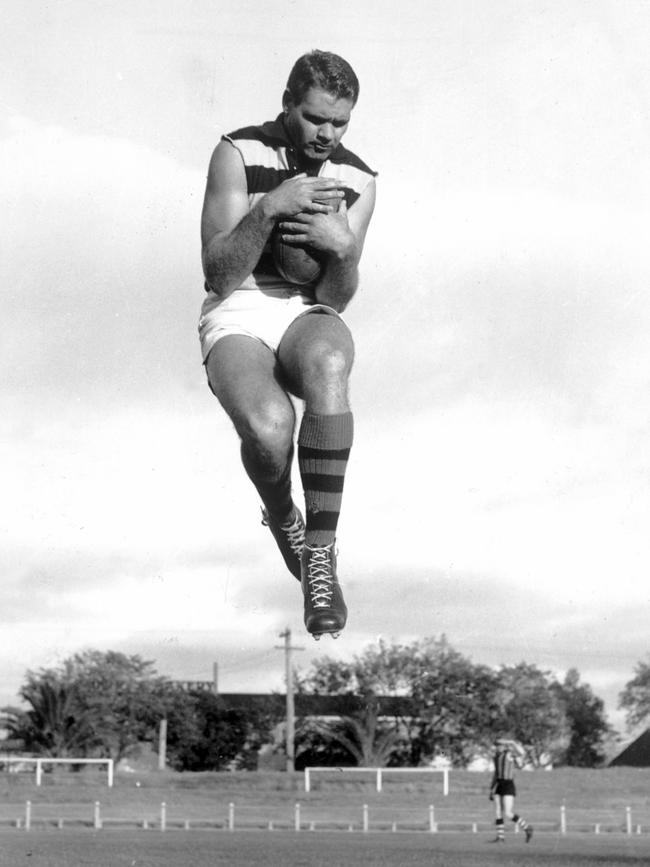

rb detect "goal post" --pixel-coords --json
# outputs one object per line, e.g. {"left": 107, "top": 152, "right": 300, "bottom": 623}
{"left": 304, "top": 766, "right": 449, "bottom": 796}
{"left": 0, "top": 756, "right": 114, "bottom": 787}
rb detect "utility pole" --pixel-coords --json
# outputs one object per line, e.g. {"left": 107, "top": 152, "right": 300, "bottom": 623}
{"left": 158, "top": 718, "right": 167, "bottom": 771}
{"left": 276, "top": 628, "right": 303, "bottom": 772}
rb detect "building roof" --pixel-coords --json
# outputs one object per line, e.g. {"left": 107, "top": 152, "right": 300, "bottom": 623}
{"left": 609, "top": 729, "right": 650, "bottom": 767}
{"left": 181, "top": 690, "right": 413, "bottom": 717}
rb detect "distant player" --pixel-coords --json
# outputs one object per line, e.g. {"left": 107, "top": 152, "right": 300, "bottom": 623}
{"left": 489, "top": 737, "right": 534, "bottom": 842}
{"left": 199, "top": 51, "right": 377, "bottom": 638}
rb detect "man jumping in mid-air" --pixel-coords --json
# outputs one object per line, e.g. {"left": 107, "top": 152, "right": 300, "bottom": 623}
{"left": 198, "top": 50, "right": 376, "bottom": 638}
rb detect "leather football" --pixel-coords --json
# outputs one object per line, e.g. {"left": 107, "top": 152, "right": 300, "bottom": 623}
{"left": 272, "top": 197, "right": 340, "bottom": 285}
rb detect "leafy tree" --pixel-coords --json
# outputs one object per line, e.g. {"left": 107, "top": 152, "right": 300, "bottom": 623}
{"left": 59, "top": 650, "right": 172, "bottom": 762}
{"left": 296, "top": 638, "right": 612, "bottom": 769}
{"left": 2, "top": 650, "right": 173, "bottom": 762}
{"left": 494, "top": 663, "right": 569, "bottom": 766}
{"left": 2, "top": 674, "right": 95, "bottom": 756}
{"left": 2, "top": 650, "right": 285, "bottom": 771}
{"left": 619, "top": 659, "right": 650, "bottom": 731}
{"left": 297, "top": 698, "right": 399, "bottom": 769}
{"left": 553, "top": 668, "right": 613, "bottom": 767}
{"left": 165, "top": 690, "right": 284, "bottom": 772}
{"left": 294, "top": 720, "right": 357, "bottom": 770}
{"left": 296, "top": 636, "right": 501, "bottom": 768}
{"left": 165, "top": 691, "right": 247, "bottom": 771}
{"left": 295, "top": 640, "right": 415, "bottom": 767}
{"left": 155, "top": 685, "right": 202, "bottom": 767}
{"left": 398, "top": 637, "right": 500, "bottom": 766}
{"left": 233, "top": 696, "right": 285, "bottom": 770}
{"left": 296, "top": 639, "right": 415, "bottom": 698}
{"left": 297, "top": 657, "right": 358, "bottom": 697}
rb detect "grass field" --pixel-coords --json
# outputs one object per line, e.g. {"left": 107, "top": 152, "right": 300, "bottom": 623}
{"left": 2, "top": 766, "right": 650, "bottom": 831}
{"left": 2, "top": 767, "right": 650, "bottom": 865}
{"left": 1, "top": 829, "right": 650, "bottom": 867}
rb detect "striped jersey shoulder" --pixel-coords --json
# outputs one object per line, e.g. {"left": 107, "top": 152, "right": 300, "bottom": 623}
{"left": 220, "top": 116, "right": 376, "bottom": 202}
{"left": 223, "top": 119, "right": 288, "bottom": 149}
{"left": 222, "top": 119, "right": 292, "bottom": 194}
{"left": 329, "top": 144, "right": 377, "bottom": 178}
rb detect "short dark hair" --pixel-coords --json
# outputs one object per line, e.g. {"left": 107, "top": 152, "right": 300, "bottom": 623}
{"left": 286, "top": 50, "right": 360, "bottom": 106}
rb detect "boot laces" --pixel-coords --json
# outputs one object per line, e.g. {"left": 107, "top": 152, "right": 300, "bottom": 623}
{"left": 281, "top": 514, "right": 305, "bottom": 556}
{"left": 261, "top": 509, "right": 305, "bottom": 556}
{"left": 306, "top": 547, "right": 335, "bottom": 608}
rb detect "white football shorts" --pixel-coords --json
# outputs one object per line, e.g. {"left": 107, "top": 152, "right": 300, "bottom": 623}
{"left": 198, "top": 288, "right": 341, "bottom": 362}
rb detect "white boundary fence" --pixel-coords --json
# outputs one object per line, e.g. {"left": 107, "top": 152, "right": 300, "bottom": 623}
{"left": 0, "top": 757, "right": 114, "bottom": 787}
{"left": 6, "top": 800, "right": 645, "bottom": 834}
{"left": 304, "top": 766, "right": 449, "bottom": 796}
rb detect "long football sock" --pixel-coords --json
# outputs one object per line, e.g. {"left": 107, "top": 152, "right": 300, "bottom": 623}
{"left": 298, "top": 411, "right": 353, "bottom": 547}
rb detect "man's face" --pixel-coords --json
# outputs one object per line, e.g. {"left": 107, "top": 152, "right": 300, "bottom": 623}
{"left": 283, "top": 86, "right": 354, "bottom": 163}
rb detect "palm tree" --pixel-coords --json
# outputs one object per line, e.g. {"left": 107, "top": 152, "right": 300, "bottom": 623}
{"left": 308, "top": 699, "right": 399, "bottom": 767}
{"left": 3, "top": 675, "right": 95, "bottom": 756}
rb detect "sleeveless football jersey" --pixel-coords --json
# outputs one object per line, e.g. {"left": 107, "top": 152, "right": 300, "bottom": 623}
{"left": 494, "top": 750, "right": 517, "bottom": 780}
{"left": 217, "top": 114, "right": 376, "bottom": 293}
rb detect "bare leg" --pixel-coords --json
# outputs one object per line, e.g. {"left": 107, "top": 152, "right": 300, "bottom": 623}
{"left": 278, "top": 312, "right": 354, "bottom": 636}
{"left": 278, "top": 310, "right": 354, "bottom": 413}
{"left": 206, "top": 335, "right": 296, "bottom": 522}
{"left": 505, "top": 797, "right": 532, "bottom": 840}
{"left": 494, "top": 796, "right": 505, "bottom": 841}
{"left": 279, "top": 312, "right": 354, "bottom": 546}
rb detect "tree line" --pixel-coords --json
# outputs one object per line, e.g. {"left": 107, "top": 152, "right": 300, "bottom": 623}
{"left": 2, "top": 638, "right": 650, "bottom": 771}
{"left": 294, "top": 637, "right": 614, "bottom": 769}
{"left": 0, "top": 650, "right": 279, "bottom": 771}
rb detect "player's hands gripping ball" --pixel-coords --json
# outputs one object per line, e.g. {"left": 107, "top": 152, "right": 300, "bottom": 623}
{"left": 272, "top": 195, "right": 342, "bottom": 285}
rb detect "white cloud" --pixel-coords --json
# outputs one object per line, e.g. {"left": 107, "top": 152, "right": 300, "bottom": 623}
{"left": 1, "top": 114, "right": 204, "bottom": 410}
{"left": 342, "top": 396, "right": 650, "bottom": 601}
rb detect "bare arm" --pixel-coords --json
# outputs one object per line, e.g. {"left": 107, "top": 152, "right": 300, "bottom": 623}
{"left": 277, "top": 176, "right": 377, "bottom": 312}
{"left": 200, "top": 140, "right": 346, "bottom": 299}
{"left": 509, "top": 741, "right": 527, "bottom": 768}
{"left": 316, "top": 177, "right": 376, "bottom": 311}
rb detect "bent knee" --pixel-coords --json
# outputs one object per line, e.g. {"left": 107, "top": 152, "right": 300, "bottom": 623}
{"left": 235, "top": 401, "right": 295, "bottom": 451}
{"left": 301, "top": 341, "right": 353, "bottom": 384}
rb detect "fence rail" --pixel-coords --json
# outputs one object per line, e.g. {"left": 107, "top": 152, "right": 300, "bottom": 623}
{"left": 0, "top": 801, "right": 645, "bottom": 835}
{"left": 304, "top": 766, "right": 450, "bottom": 795}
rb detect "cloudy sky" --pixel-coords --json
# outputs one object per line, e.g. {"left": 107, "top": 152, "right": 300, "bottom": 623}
{"left": 2, "top": 0, "right": 649, "bottom": 737}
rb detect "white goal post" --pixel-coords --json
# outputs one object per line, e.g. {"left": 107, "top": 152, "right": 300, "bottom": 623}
{"left": 304, "top": 766, "right": 449, "bottom": 796}
{"left": 0, "top": 756, "right": 114, "bottom": 787}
